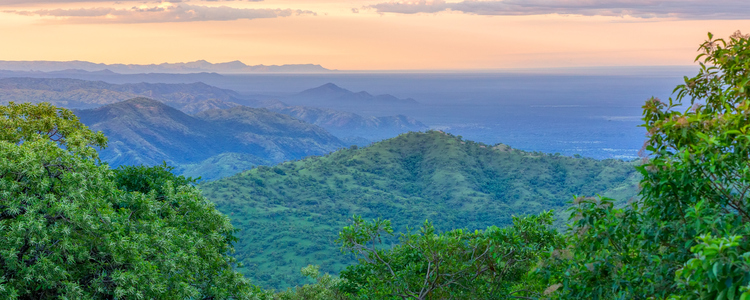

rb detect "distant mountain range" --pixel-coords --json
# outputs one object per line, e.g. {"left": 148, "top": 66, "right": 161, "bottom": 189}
{"left": 1, "top": 78, "right": 427, "bottom": 145}
{"left": 0, "top": 60, "right": 330, "bottom": 74}
{"left": 0, "top": 77, "right": 247, "bottom": 110}
{"left": 282, "top": 83, "right": 419, "bottom": 108}
{"left": 75, "top": 98, "right": 346, "bottom": 179}
{"left": 262, "top": 101, "right": 427, "bottom": 141}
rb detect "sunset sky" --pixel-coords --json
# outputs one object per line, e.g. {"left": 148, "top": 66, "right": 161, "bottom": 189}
{"left": 0, "top": 0, "right": 748, "bottom": 70}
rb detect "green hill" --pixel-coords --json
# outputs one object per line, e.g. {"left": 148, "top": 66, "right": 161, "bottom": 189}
{"left": 75, "top": 98, "right": 346, "bottom": 177}
{"left": 200, "top": 131, "right": 641, "bottom": 289}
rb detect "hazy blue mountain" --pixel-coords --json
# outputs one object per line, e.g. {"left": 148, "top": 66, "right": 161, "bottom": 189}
{"left": 1, "top": 77, "right": 429, "bottom": 146}
{"left": 0, "top": 77, "right": 246, "bottom": 109}
{"left": 75, "top": 98, "right": 346, "bottom": 169}
{"left": 263, "top": 102, "right": 428, "bottom": 142}
{"left": 0, "top": 60, "right": 329, "bottom": 74}
{"left": 282, "top": 83, "right": 419, "bottom": 108}
{"left": 180, "top": 98, "right": 242, "bottom": 114}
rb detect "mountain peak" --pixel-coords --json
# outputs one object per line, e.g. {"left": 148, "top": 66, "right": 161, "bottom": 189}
{"left": 0, "top": 60, "right": 330, "bottom": 74}
{"left": 297, "top": 83, "right": 352, "bottom": 99}
{"left": 319, "top": 83, "right": 346, "bottom": 91}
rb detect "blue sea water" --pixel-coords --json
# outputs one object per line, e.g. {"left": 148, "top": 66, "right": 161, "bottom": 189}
{"left": 198, "top": 66, "right": 695, "bottom": 160}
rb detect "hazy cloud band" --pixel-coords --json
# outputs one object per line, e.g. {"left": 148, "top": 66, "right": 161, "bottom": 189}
{"left": 6, "top": 3, "right": 314, "bottom": 23}
{"left": 369, "top": 0, "right": 750, "bottom": 20}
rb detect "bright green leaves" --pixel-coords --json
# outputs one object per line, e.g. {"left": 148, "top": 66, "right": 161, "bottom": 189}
{"left": 336, "top": 212, "right": 563, "bottom": 299}
{"left": 0, "top": 102, "right": 106, "bottom": 154}
{"left": 672, "top": 234, "right": 750, "bottom": 300}
{"left": 271, "top": 265, "right": 347, "bottom": 300}
{"left": 113, "top": 162, "right": 199, "bottom": 201}
{"left": 540, "top": 31, "right": 750, "bottom": 299}
{"left": 541, "top": 196, "right": 659, "bottom": 299}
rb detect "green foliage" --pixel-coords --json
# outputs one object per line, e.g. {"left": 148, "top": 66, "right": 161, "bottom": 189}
{"left": 542, "top": 31, "right": 750, "bottom": 299}
{"left": 1, "top": 101, "right": 106, "bottom": 151}
{"left": 336, "top": 212, "right": 563, "bottom": 299}
{"left": 113, "top": 162, "right": 199, "bottom": 200}
{"left": 202, "top": 130, "right": 640, "bottom": 288}
{"left": 542, "top": 196, "right": 654, "bottom": 298}
{"left": 270, "top": 265, "right": 347, "bottom": 300}
{"left": 0, "top": 102, "right": 255, "bottom": 299}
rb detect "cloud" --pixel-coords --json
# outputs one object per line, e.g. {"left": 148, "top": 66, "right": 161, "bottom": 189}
{"left": 6, "top": 2, "right": 316, "bottom": 23}
{"left": 368, "top": 0, "right": 750, "bottom": 20}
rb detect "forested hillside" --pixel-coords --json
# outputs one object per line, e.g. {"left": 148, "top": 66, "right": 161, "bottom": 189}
{"left": 202, "top": 130, "right": 640, "bottom": 288}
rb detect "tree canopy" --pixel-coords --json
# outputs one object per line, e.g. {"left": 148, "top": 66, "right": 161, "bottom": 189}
{"left": 541, "top": 30, "right": 750, "bottom": 299}
{"left": 0, "top": 102, "right": 255, "bottom": 299}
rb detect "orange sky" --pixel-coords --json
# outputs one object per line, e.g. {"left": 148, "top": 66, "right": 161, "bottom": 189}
{"left": 0, "top": 0, "right": 747, "bottom": 70}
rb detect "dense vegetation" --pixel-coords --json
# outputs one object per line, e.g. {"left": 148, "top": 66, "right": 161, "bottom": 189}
{"left": 537, "top": 30, "right": 750, "bottom": 299}
{"left": 0, "top": 102, "right": 256, "bottom": 299}
{"left": 202, "top": 129, "right": 640, "bottom": 288}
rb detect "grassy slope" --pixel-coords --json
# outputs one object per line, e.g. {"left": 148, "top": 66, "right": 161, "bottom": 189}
{"left": 201, "top": 131, "right": 641, "bottom": 289}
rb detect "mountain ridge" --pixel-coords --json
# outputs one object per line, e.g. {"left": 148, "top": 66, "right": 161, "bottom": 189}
{"left": 0, "top": 77, "right": 246, "bottom": 110}
{"left": 283, "top": 83, "right": 419, "bottom": 108}
{"left": 0, "top": 60, "right": 330, "bottom": 74}
{"left": 261, "top": 102, "right": 428, "bottom": 142}
{"left": 75, "top": 97, "right": 347, "bottom": 172}
{"left": 0, "top": 77, "right": 429, "bottom": 144}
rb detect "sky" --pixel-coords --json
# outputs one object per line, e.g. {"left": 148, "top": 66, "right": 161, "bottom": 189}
{"left": 0, "top": 0, "right": 748, "bottom": 70}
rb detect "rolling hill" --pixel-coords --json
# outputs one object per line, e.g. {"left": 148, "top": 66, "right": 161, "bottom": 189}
{"left": 200, "top": 130, "right": 641, "bottom": 289}
{"left": 75, "top": 98, "right": 346, "bottom": 177}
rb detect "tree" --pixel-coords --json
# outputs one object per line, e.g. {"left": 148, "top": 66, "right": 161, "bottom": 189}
{"left": 0, "top": 101, "right": 106, "bottom": 151}
{"left": 0, "top": 102, "right": 255, "bottom": 299}
{"left": 272, "top": 265, "right": 347, "bottom": 300}
{"left": 337, "top": 212, "right": 562, "bottom": 299}
{"left": 542, "top": 31, "right": 750, "bottom": 299}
